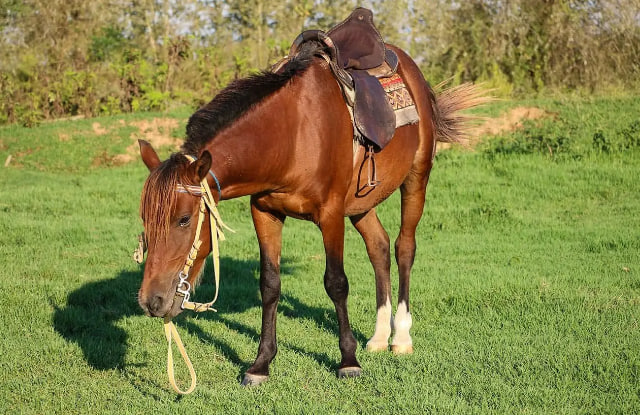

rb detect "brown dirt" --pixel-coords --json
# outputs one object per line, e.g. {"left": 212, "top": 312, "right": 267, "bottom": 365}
{"left": 438, "top": 106, "right": 552, "bottom": 151}
{"left": 112, "top": 118, "right": 183, "bottom": 165}
{"left": 473, "top": 107, "right": 550, "bottom": 137}
{"left": 92, "top": 122, "right": 108, "bottom": 136}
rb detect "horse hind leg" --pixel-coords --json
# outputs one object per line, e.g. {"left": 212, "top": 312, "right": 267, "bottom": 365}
{"left": 350, "top": 209, "right": 392, "bottom": 352}
{"left": 392, "top": 176, "right": 430, "bottom": 354}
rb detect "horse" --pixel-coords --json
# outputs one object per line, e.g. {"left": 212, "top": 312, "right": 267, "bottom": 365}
{"left": 136, "top": 40, "right": 484, "bottom": 386}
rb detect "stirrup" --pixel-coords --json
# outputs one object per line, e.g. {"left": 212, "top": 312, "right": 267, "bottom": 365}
{"left": 366, "top": 145, "right": 380, "bottom": 188}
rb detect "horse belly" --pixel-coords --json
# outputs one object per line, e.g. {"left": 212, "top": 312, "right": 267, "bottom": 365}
{"left": 253, "top": 193, "right": 317, "bottom": 221}
{"left": 344, "top": 126, "right": 419, "bottom": 216}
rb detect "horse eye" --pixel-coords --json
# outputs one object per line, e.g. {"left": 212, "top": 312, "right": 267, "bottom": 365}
{"left": 178, "top": 215, "right": 191, "bottom": 227}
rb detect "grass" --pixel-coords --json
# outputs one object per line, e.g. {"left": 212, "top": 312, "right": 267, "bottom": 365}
{"left": 1, "top": 96, "right": 639, "bottom": 414}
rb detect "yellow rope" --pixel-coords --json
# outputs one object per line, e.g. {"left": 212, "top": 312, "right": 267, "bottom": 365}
{"left": 164, "top": 317, "right": 197, "bottom": 395}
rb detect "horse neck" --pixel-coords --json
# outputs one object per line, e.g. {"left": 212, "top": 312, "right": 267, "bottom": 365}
{"left": 201, "top": 83, "right": 298, "bottom": 201}
{"left": 199, "top": 61, "right": 349, "bottom": 202}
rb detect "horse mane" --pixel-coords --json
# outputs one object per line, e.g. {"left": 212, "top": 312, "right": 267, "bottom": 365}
{"left": 141, "top": 42, "right": 324, "bottom": 241}
{"left": 139, "top": 153, "right": 192, "bottom": 244}
{"left": 182, "top": 41, "right": 324, "bottom": 155}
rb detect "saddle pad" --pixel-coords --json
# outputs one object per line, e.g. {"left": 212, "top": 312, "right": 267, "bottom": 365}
{"left": 379, "top": 73, "right": 419, "bottom": 127}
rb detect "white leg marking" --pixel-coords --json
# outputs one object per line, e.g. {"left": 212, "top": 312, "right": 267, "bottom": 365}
{"left": 366, "top": 297, "right": 392, "bottom": 352}
{"left": 391, "top": 301, "right": 413, "bottom": 354}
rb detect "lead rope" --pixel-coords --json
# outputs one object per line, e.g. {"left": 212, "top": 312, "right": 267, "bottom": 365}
{"left": 162, "top": 161, "right": 234, "bottom": 395}
{"left": 164, "top": 316, "right": 198, "bottom": 394}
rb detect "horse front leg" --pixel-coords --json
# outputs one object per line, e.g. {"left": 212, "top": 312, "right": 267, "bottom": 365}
{"left": 242, "top": 201, "right": 285, "bottom": 386}
{"left": 319, "top": 206, "right": 361, "bottom": 377}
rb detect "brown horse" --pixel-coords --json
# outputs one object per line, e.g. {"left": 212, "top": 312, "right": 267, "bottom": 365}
{"left": 137, "top": 41, "right": 483, "bottom": 385}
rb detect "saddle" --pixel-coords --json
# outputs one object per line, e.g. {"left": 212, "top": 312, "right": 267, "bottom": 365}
{"left": 283, "top": 8, "right": 400, "bottom": 151}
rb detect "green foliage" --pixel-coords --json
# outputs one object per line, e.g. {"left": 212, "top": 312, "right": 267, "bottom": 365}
{"left": 592, "top": 130, "right": 611, "bottom": 153}
{"left": 1, "top": 1, "right": 640, "bottom": 125}
{"left": 481, "top": 96, "right": 640, "bottom": 159}
{"left": 413, "top": 0, "right": 640, "bottom": 96}
{"left": 483, "top": 120, "right": 572, "bottom": 158}
{"left": 620, "top": 120, "right": 640, "bottom": 149}
{"left": 89, "top": 26, "right": 129, "bottom": 62}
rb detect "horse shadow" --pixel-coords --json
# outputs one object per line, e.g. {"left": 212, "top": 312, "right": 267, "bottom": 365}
{"left": 52, "top": 256, "right": 368, "bottom": 378}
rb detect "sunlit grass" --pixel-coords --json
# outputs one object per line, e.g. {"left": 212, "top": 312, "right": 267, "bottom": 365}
{"left": 1, "top": 98, "right": 639, "bottom": 413}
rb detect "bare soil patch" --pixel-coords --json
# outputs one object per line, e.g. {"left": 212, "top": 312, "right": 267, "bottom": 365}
{"left": 92, "top": 122, "right": 108, "bottom": 136}
{"left": 438, "top": 106, "right": 553, "bottom": 151}
{"left": 112, "top": 118, "right": 182, "bottom": 165}
{"left": 474, "top": 107, "right": 551, "bottom": 137}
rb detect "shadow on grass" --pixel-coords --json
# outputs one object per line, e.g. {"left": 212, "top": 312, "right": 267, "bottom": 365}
{"left": 52, "top": 255, "right": 367, "bottom": 380}
{"left": 51, "top": 268, "right": 141, "bottom": 370}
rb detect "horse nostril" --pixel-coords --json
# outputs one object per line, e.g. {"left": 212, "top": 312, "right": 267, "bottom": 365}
{"left": 148, "top": 295, "right": 165, "bottom": 316}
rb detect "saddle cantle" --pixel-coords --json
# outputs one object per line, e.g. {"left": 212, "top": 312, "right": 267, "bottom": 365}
{"left": 325, "top": 7, "right": 386, "bottom": 71}
{"left": 280, "top": 7, "right": 415, "bottom": 151}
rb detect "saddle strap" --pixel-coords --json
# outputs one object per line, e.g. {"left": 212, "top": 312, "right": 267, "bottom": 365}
{"left": 287, "top": 30, "right": 354, "bottom": 92}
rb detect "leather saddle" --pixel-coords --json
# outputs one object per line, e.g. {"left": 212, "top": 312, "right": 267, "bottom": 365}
{"left": 284, "top": 8, "right": 399, "bottom": 151}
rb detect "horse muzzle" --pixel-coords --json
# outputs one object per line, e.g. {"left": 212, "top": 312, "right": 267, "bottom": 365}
{"left": 138, "top": 280, "right": 184, "bottom": 318}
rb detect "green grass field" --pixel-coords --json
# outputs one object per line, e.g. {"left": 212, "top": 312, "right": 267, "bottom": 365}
{"left": 1, "top": 95, "right": 639, "bottom": 414}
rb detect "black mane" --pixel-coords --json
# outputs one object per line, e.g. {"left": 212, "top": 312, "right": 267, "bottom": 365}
{"left": 182, "top": 42, "right": 324, "bottom": 155}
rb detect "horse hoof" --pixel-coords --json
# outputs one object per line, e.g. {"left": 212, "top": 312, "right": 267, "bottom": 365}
{"left": 366, "top": 341, "right": 389, "bottom": 352}
{"left": 391, "top": 344, "right": 413, "bottom": 355}
{"left": 337, "top": 366, "right": 362, "bottom": 378}
{"left": 241, "top": 373, "right": 269, "bottom": 386}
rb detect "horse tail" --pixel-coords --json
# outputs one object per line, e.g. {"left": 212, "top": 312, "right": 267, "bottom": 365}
{"left": 429, "top": 82, "right": 491, "bottom": 144}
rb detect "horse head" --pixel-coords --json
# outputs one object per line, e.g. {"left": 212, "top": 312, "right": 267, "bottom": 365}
{"left": 137, "top": 139, "right": 214, "bottom": 318}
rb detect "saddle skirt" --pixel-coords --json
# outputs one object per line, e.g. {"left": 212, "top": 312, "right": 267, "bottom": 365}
{"left": 277, "top": 7, "right": 419, "bottom": 151}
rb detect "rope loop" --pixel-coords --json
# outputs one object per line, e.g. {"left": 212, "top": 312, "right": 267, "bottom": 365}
{"left": 164, "top": 318, "right": 197, "bottom": 395}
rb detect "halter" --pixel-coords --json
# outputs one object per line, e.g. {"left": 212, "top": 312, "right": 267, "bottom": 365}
{"left": 172, "top": 156, "right": 230, "bottom": 313}
{"left": 150, "top": 154, "right": 233, "bottom": 395}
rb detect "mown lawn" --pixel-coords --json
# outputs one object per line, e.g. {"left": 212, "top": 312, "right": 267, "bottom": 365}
{"left": 1, "top": 96, "right": 639, "bottom": 414}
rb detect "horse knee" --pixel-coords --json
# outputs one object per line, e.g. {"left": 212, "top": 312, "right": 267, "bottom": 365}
{"left": 260, "top": 259, "right": 281, "bottom": 304}
{"left": 394, "top": 235, "right": 416, "bottom": 265}
{"left": 260, "top": 275, "right": 281, "bottom": 305}
{"left": 324, "top": 270, "right": 349, "bottom": 302}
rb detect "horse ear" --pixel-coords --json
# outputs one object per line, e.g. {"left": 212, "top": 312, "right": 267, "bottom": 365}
{"left": 192, "top": 151, "right": 212, "bottom": 182}
{"left": 139, "top": 139, "right": 161, "bottom": 171}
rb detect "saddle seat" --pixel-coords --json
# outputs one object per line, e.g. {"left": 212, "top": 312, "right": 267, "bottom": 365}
{"left": 283, "top": 8, "right": 401, "bottom": 151}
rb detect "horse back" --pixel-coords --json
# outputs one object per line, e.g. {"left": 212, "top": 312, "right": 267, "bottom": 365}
{"left": 250, "top": 49, "right": 435, "bottom": 220}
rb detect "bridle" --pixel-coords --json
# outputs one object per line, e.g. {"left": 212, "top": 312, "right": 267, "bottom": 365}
{"left": 136, "top": 154, "right": 232, "bottom": 395}
{"left": 172, "top": 155, "right": 230, "bottom": 313}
